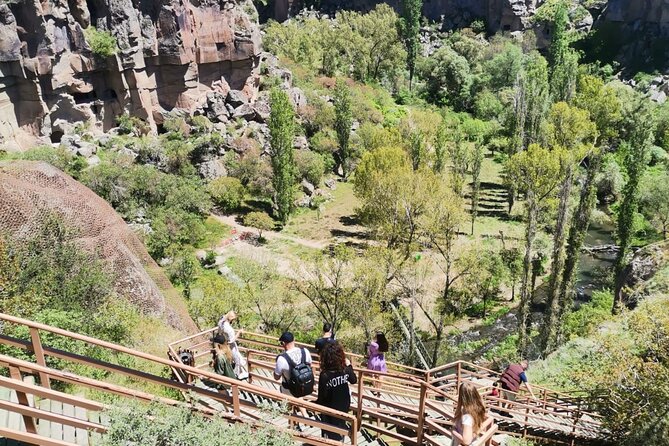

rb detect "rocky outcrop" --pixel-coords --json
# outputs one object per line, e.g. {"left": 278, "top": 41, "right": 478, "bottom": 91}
{"left": 0, "top": 160, "right": 198, "bottom": 333}
{"left": 615, "top": 240, "right": 669, "bottom": 308}
{"left": 0, "top": 0, "right": 261, "bottom": 150}
{"left": 265, "top": 0, "right": 541, "bottom": 31}
{"left": 596, "top": 0, "right": 669, "bottom": 71}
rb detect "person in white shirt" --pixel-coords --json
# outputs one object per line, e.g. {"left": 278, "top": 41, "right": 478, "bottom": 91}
{"left": 274, "top": 331, "right": 311, "bottom": 420}
{"left": 217, "top": 311, "right": 248, "bottom": 380}
{"left": 451, "top": 382, "right": 493, "bottom": 446}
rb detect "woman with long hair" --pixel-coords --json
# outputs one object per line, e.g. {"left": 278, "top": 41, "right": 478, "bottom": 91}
{"left": 216, "top": 310, "right": 249, "bottom": 379}
{"left": 367, "top": 332, "right": 388, "bottom": 394}
{"left": 211, "top": 341, "right": 236, "bottom": 380}
{"left": 315, "top": 341, "right": 357, "bottom": 441}
{"left": 451, "top": 382, "right": 492, "bottom": 446}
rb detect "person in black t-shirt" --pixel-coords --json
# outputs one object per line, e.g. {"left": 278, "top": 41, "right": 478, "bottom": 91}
{"left": 315, "top": 341, "right": 357, "bottom": 441}
{"left": 314, "top": 322, "right": 335, "bottom": 354}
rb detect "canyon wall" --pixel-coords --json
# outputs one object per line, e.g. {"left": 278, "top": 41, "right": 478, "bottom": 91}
{"left": 0, "top": 0, "right": 261, "bottom": 150}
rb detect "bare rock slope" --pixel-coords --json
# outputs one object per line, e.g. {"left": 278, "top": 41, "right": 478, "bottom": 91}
{"left": 0, "top": 0, "right": 261, "bottom": 150}
{"left": 0, "top": 160, "right": 197, "bottom": 333}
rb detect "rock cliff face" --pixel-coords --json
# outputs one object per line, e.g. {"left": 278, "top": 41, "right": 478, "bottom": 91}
{"left": 0, "top": 160, "right": 198, "bottom": 332}
{"left": 0, "top": 0, "right": 261, "bottom": 150}
{"left": 267, "top": 0, "right": 540, "bottom": 31}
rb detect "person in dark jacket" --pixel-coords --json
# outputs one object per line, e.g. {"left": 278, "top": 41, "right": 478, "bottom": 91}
{"left": 500, "top": 360, "right": 535, "bottom": 409}
{"left": 315, "top": 341, "right": 357, "bottom": 441}
{"left": 314, "top": 322, "right": 335, "bottom": 354}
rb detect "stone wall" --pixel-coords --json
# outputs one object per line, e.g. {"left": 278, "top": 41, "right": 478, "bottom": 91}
{"left": 0, "top": 0, "right": 261, "bottom": 150}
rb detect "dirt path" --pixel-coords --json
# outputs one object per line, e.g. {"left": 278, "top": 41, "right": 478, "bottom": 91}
{"left": 212, "top": 214, "right": 329, "bottom": 250}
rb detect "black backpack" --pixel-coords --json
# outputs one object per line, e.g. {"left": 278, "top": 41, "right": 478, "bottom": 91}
{"left": 281, "top": 348, "right": 314, "bottom": 397}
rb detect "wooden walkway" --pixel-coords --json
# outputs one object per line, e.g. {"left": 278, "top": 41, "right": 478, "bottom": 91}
{"left": 0, "top": 313, "right": 610, "bottom": 446}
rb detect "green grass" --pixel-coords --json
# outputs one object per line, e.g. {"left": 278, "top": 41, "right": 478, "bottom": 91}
{"left": 282, "top": 179, "right": 359, "bottom": 241}
{"left": 195, "top": 216, "right": 232, "bottom": 249}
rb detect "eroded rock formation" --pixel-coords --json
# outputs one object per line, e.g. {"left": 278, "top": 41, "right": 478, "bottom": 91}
{"left": 0, "top": 0, "right": 261, "bottom": 150}
{"left": 0, "top": 160, "right": 198, "bottom": 332}
{"left": 615, "top": 240, "right": 669, "bottom": 308}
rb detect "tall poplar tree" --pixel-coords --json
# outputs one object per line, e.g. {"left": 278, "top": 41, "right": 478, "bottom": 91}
{"left": 541, "top": 102, "right": 597, "bottom": 355}
{"left": 613, "top": 96, "right": 656, "bottom": 313}
{"left": 548, "top": 2, "right": 578, "bottom": 102}
{"left": 401, "top": 0, "right": 422, "bottom": 90}
{"left": 333, "top": 79, "right": 353, "bottom": 178}
{"left": 269, "top": 88, "right": 297, "bottom": 224}
{"left": 506, "top": 145, "right": 562, "bottom": 355}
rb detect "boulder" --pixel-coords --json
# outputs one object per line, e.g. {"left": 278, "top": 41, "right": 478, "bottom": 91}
{"left": 226, "top": 89, "right": 248, "bottom": 107}
{"left": 615, "top": 240, "right": 669, "bottom": 308}
{"left": 294, "top": 135, "right": 309, "bottom": 150}
{"left": 288, "top": 87, "right": 307, "bottom": 109}
{"left": 301, "top": 178, "right": 315, "bottom": 195}
{"left": 324, "top": 178, "right": 337, "bottom": 190}
{"left": 295, "top": 195, "right": 312, "bottom": 208}
{"left": 60, "top": 134, "right": 96, "bottom": 158}
{"left": 232, "top": 103, "right": 257, "bottom": 120}
{"left": 198, "top": 158, "right": 228, "bottom": 180}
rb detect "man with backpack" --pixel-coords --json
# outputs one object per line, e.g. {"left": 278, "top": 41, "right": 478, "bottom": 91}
{"left": 274, "top": 332, "right": 314, "bottom": 424}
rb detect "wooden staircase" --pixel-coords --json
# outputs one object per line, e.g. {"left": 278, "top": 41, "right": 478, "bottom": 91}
{"left": 0, "top": 313, "right": 611, "bottom": 446}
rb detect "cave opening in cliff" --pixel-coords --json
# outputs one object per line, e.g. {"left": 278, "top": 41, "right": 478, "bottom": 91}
{"left": 50, "top": 131, "right": 64, "bottom": 144}
{"left": 73, "top": 91, "right": 97, "bottom": 104}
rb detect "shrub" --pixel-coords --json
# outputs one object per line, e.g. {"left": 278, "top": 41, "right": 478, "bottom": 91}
{"left": 147, "top": 207, "right": 206, "bottom": 259}
{"left": 208, "top": 177, "right": 246, "bottom": 213}
{"left": 243, "top": 211, "right": 275, "bottom": 240}
{"left": 101, "top": 400, "right": 293, "bottom": 446}
{"left": 562, "top": 290, "right": 614, "bottom": 340}
{"left": 84, "top": 26, "right": 118, "bottom": 57}
{"left": 294, "top": 150, "right": 325, "bottom": 186}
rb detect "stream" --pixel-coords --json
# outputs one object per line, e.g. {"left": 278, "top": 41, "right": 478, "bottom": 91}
{"left": 446, "top": 208, "right": 617, "bottom": 363}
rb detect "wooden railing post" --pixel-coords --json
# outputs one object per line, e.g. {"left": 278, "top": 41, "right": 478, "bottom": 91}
{"left": 356, "top": 369, "right": 364, "bottom": 432}
{"left": 415, "top": 381, "right": 428, "bottom": 444}
{"left": 8, "top": 366, "right": 37, "bottom": 434}
{"left": 522, "top": 403, "right": 529, "bottom": 438}
{"left": 29, "top": 328, "right": 50, "bottom": 389}
{"left": 456, "top": 362, "right": 461, "bottom": 391}
{"left": 232, "top": 384, "right": 240, "bottom": 417}
{"left": 247, "top": 352, "right": 254, "bottom": 384}
{"left": 570, "top": 399, "right": 581, "bottom": 442}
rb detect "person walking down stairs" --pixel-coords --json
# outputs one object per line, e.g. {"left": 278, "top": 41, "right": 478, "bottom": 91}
{"left": 451, "top": 382, "right": 494, "bottom": 446}
{"left": 316, "top": 341, "right": 357, "bottom": 441}
{"left": 217, "top": 311, "right": 249, "bottom": 380}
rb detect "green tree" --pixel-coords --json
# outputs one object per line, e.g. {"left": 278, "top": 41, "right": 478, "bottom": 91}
{"left": 234, "top": 258, "right": 297, "bottom": 333}
{"left": 542, "top": 102, "right": 597, "bottom": 355}
{"left": 509, "top": 52, "right": 550, "bottom": 152}
{"left": 400, "top": 0, "right": 422, "bottom": 89}
{"left": 548, "top": 2, "right": 578, "bottom": 102}
{"left": 433, "top": 119, "right": 448, "bottom": 173}
{"left": 293, "top": 245, "right": 357, "bottom": 332}
{"left": 269, "top": 88, "right": 297, "bottom": 223}
{"left": 505, "top": 144, "right": 562, "bottom": 354}
{"left": 336, "top": 5, "right": 407, "bottom": 82}
{"left": 420, "top": 173, "right": 467, "bottom": 366}
{"left": 469, "top": 144, "right": 484, "bottom": 235}
{"left": 333, "top": 79, "right": 353, "bottom": 178}
{"left": 354, "top": 146, "right": 419, "bottom": 254}
{"left": 548, "top": 75, "right": 623, "bottom": 353}
{"left": 243, "top": 211, "right": 275, "bottom": 241}
{"left": 640, "top": 169, "right": 669, "bottom": 239}
{"left": 207, "top": 177, "right": 245, "bottom": 213}
{"left": 420, "top": 45, "right": 473, "bottom": 109}
{"left": 613, "top": 95, "right": 657, "bottom": 312}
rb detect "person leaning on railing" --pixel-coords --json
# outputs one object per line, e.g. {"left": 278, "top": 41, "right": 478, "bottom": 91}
{"left": 500, "top": 359, "right": 536, "bottom": 407}
{"left": 451, "top": 382, "right": 494, "bottom": 446}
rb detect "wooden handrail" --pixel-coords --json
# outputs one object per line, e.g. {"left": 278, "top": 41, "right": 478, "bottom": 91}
{"left": 0, "top": 313, "right": 359, "bottom": 446}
